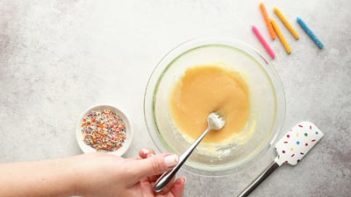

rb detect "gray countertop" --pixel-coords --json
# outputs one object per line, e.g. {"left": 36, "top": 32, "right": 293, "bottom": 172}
{"left": 0, "top": 0, "right": 350, "bottom": 196}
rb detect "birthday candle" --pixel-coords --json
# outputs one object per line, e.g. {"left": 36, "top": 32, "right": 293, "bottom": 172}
{"left": 252, "top": 25, "right": 276, "bottom": 59}
{"left": 297, "top": 17, "right": 324, "bottom": 49}
{"left": 273, "top": 7, "right": 300, "bottom": 40}
{"left": 259, "top": 3, "right": 276, "bottom": 40}
{"left": 271, "top": 19, "right": 292, "bottom": 54}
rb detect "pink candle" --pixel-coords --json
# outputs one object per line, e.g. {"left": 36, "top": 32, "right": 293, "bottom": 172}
{"left": 252, "top": 25, "right": 276, "bottom": 59}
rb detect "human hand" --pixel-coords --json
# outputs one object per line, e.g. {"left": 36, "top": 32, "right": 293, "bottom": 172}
{"left": 72, "top": 149, "right": 185, "bottom": 197}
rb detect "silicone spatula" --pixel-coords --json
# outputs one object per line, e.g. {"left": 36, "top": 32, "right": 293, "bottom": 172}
{"left": 238, "top": 121, "right": 324, "bottom": 197}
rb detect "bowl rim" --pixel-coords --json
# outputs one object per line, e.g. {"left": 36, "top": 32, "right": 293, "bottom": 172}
{"left": 144, "top": 37, "right": 286, "bottom": 176}
{"left": 75, "top": 104, "right": 134, "bottom": 157}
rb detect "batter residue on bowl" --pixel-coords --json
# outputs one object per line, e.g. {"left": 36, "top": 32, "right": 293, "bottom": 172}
{"left": 170, "top": 65, "right": 250, "bottom": 144}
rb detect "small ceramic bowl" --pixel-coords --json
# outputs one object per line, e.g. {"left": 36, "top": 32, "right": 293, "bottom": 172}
{"left": 76, "top": 104, "right": 133, "bottom": 156}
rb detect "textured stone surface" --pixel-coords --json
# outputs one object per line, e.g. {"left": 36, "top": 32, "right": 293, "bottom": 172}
{"left": 0, "top": 0, "right": 350, "bottom": 196}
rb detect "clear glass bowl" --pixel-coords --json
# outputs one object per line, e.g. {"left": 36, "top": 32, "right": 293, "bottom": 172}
{"left": 144, "top": 38, "right": 285, "bottom": 176}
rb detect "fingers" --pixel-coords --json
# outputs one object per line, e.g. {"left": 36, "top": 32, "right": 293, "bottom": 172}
{"left": 170, "top": 177, "right": 186, "bottom": 197}
{"left": 139, "top": 148, "right": 156, "bottom": 159}
{"left": 155, "top": 176, "right": 176, "bottom": 194}
{"left": 130, "top": 153, "right": 179, "bottom": 179}
{"left": 136, "top": 148, "right": 183, "bottom": 194}
{"left": 138, "top": 180, "right": 154, "bottom": 197}
{"left": 133, "top": 149, "right": 185, "bottom": 197}
{"left": 138, "top": 149, "right": 160, "bottom": 182}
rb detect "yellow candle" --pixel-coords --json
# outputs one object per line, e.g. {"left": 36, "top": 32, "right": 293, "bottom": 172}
{"left": 271, "top": 19, "right": 292, "bottom": 54}
{"left": 274, "top": 7, "right": 300, "bottom": 40}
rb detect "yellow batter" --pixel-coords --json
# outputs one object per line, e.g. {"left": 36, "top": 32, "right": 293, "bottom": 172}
{"left": 170, "top": 65, "right": 250, "bottom": 143}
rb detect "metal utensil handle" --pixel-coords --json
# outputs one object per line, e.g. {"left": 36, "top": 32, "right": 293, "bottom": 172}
{"left": 237, "top": 161, "right": 279, "bottom": 197}
{"left": 154, "top": 127, "right": 211, "bottom": 193}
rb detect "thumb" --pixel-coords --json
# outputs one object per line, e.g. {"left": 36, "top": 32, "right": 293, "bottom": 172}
{"left": 131, "top": 153, "right": 179, "bottom": 179}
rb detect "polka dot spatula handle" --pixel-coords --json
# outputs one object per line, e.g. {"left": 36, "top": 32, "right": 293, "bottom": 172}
{"left": 238, "top": 121, "right": 324, "bottom": 197}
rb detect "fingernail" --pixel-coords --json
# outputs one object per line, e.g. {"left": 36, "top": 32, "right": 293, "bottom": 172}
{"left": 182, "top": 177, "right": 187, "bottom": 184}
{"left": 141, "top": 148, "right": 149, "bottom": 155}
{"left": 175, "top": 177, "right": 186, "bottom": 186}
{"left": 164, "top": 154, "right": 178, "bottom": 167}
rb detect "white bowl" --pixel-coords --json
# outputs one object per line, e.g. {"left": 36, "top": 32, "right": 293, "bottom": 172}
{"left": 76, "top": 104, "right": 133, "bottom": 156}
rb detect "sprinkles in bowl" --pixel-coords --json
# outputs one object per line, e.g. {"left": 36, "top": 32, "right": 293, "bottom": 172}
{"left": 81, "top": 109, "right": 126, "bottom": 151}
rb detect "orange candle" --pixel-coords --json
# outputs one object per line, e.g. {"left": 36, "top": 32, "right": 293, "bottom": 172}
{"left": 259, "top": 3, "right": 276, "bottom": 40}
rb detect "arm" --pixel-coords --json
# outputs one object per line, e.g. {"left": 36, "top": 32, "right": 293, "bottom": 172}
{"left": 0, "top": 157, "right": 80, "bottom": 197}
{"left": 0, "top": 151, "right": 184, "bottom": 197}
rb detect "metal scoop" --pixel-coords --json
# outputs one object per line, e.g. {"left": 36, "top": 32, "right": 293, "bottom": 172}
{"left": 154, "top": 112, "right": 225, "bottom": 193}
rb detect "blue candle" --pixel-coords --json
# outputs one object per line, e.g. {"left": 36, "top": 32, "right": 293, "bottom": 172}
{"left": 297, "top": 17, "right": 324, "bottom": 49}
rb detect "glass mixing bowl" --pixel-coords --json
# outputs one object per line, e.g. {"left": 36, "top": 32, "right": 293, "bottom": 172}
{"left": 144, "top": 38, "right": 285, "bottom": 176}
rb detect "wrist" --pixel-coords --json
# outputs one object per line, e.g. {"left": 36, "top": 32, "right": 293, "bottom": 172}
{"left": 63, "top": 156, "right": 87, "bottom": 196}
